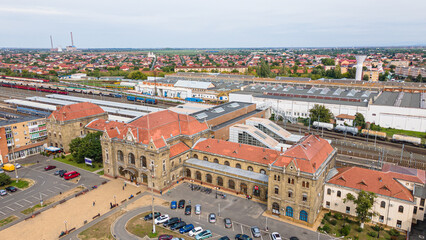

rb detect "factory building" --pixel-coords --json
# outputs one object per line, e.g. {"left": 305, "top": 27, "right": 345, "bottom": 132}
{"left": 245, "top": 117, "right": 303, "bottom": 143}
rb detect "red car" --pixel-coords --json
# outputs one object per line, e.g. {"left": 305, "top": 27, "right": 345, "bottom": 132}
{"left": 158, "top": 235, "right": 173, "bottom": 240}
{"left": 44, "top": 165, "right": 56, "bottom": 171}
{"left": 64, "top": 171, "right": 80, "bottom": 180}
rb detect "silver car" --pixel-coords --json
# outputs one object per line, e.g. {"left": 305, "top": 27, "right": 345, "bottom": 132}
{"left": 251, "top": 226, "right": 261, "bottom": 238}
{"left": 208, "top": 213, "right": 216, "bottom": 223}
{"left": 195, "top": 204, "right": 201, "bottom": 215}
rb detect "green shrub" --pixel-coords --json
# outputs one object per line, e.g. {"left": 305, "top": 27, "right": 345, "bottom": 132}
{"left": 367, "top": 231, "right": 378, "bottom": 238}
{"left": 321, "top": 219, "right": 325, "bottom": 224}
{"left": 388, "top": 228, "right": 400, "bottom": 237}
{"left": 334, "top": 213, "right": 343, "bottom": 220}
{"left": 0, "top": 173, "right": 12, "bottom": 186}
{"left": 61, "top": 154, "right": 65, "bottom": 159}
{"left": 340, "top": 224, "right": 351, "bottom": 236}
{"left": 317, "top": 226, "right": 322, "bottom": 232}
{"left": 345, "top": 217, "right": 353, "bottom": 224}
{"left": 325, "top": 212, "right": 332, "bottom": 217}
{"left": 324, "top": 215, "right": 330, "bottom": 221}
{"left": 322, "top": 224, "right": 331, "bottom": 234}
{"left": 330, "top": 219, "right": 337, "bottom": 225}
{"left": 354, "top": 235, "right": 359, "bottom": 240}
{"left": 371, "top": 224, "right": 383, "bottom": 232}
{"left": 356, "top": 227, "right": 363, "bottom": 232}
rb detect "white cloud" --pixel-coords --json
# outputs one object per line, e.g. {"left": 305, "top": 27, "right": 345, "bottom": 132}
{"left": 0, "top": 6, "right": 70, "bottom": 16}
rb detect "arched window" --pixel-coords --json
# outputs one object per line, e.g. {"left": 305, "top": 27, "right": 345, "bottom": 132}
{"left": 203, "top": 156, "right": 209, "bottom": 161}
{"left": 274, "top": 175, "right": 277, "bottom": 181}
{"left": 380, "top": 201, "right": 386, "bottom": 208}
{"left": 278, "top": 176, "right": 280, "bottom": 181}
{"left": 260, "top": 169, "right": 266, "bottom": 174}
{"left": 247, "top": 166, "right": 253, "bottom": 171}
{"left": 302, "top": 193, "right": 308, "bottom": 202}
{"left": 288, "top": 190, "right": 293, "bottom": 198}
{"left": 214, "top": 158, "right": 219, "bottom": 163}
{"left": 302, "top": 181, "right": 305, "bottom": 187}
{"left": 306, "top": 182, "right": 309, "bottom": 188}
{"left": 274, "top": 186, "right": 279, "bottom": 194}
{"left": 185, "top": 169, "right": 191, "bottom": 178}
{"left": 193, "top": 154, "right": 198, "bottom": 159}
{"left": 117, "top": 150, "right": 124, "bottom": 161}
{"left": 206, "top": 174, "right": 212, "bottom": 183}
{"left": 327, "top": 188, "right": 331, "bottom": 195}
{"left": 224, "top": 161, "right": 230, "bottom": 166}
{"left": 253, "top": 186, "right": 260, "bottom": 197}
{"left": 80, "top": 123, "right": 83, "bottom": 127}
{"left": 228, "top": 180, "right": 235, "bottom": 189}
{"left": 398, "top": 206, "right": 404, "bottom": 213}
{"left": 286, "top": 206, "right": 293, "bottom": 217}
{"left": 337, "top": 191, "right": 341, "bottom": 197}
{"left": 217, "top": 177, "right": 223, "bottom": 186}
{"left": 236, "top": 163, "right": 241, "bottom": 169}
{"left": 272, "top": 202, "right": 280, "bottom": 214}
{"left": 128, "top": 153, "right": 135, "bottom": 165}
{"left": 140, "top": 156, "right": 147, "bottom": 167}
{"left": 196, "top": 171, "right": 202, "bottom": 180}
{"left": 171, "top": 161, "right": 174, "bottom": 168}
{"left": 299, "top": 210, "right": 308, "bottom": 222}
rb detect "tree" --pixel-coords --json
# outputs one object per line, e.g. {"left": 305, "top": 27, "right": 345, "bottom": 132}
{"left": 127, "top": 71, "right": 147, "bottom": 80}
{"left": 343, "top": 190, "right": 377, "bottom": 228}
{"left": 256, "top": 60, "right": 272, "bottom": 78}
{"left": 309, "top": 104, "right": 333, "bottom": 123}
{"left": 69, "top": 132, "right": 103, "bottom": 164}
{"left": 416, "top": 74, "right": 422, "bottom": 82}
{"left": 0, "top": 173, "right": 11, "bottom": 186}
{"left": 363, "top": 74, "right": 369, "bottom": 81}
{"left": 321, "top": 58, "right": 335, "bottom": 66}
{"left": 354, "top": 113, "right": 365, "bottom": 128}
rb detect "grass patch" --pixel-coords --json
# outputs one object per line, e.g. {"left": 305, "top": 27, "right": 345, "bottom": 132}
{"left": 21, "top": 203, "right": 50, "bottom": 215}
{"left": 53, "top": 154, "right": 102, "bottom": 172}
{"left": 97, "top": 170, "right": 104, "bottom": 175}
{"left": 0, "top": 179, "right": 31, "bottom": 190}
{"left": 79, "top": 210, "right": 125, "bottom": 240}
{"left": 127, "top": 212, "right": 188, "bottom": 238}
{"left": 318, "top": 212, "right": 406, "bottom": 240}
{"left": 0, "top": 215, "right": 18, "bottom": 227}
{"left": 371, "top": 125, "right": 426, "bottom": 143}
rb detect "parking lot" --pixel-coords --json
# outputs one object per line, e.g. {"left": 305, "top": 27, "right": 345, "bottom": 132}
{"left": 0, "top": 155, "right": 105, "bottom": 221}
{"left": 159, "top": 182, "right": 322, "bottom": 240}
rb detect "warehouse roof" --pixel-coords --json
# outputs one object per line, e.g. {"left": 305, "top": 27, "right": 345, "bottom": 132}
{"left": 190, "top": 101, "right": 254, "bottom": 122}
{"left": 0, "top": 111, "right": 42, "bottom": 127}
{"left": 373, "top": 92, "right": 423, "bottom": 108}
{"left": 174, "top": 80, "right": 215, "bottom": 89}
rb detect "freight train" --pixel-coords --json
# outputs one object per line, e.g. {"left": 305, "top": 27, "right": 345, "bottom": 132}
{"left": 126, "top": 96, "right": 158, "bottom": 104}
{"left": 0, "top": 83, "right": 68, "bottom": 95}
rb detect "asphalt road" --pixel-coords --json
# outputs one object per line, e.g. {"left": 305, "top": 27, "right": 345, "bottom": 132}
{"left": 0, "top": 154, "right": 104, "bottom": 224}
{"left": 112, "top": 182, "right": 335, "bottom": 240}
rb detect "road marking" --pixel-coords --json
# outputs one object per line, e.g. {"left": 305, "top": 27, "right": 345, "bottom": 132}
{"left": 24, "top": 189, "right": 35, "bottom": 195}
{"left": 42, "top": 180, "right": 46, "bottom": 185}
{"left": 5, "top": 206, "right": 14, "bottom": 211}
{"left": 40, "top": 193, "right": 48, "bottom": 197}
{"left": 46, "top": 189, "right": 55, "bottom": 193}
{"left": 21, "top": 199, "right": 32, "bottom": 204}
{"left": 0, "top": 211, "right": 4, "bottom": 215}
{"left": 53, "top": 186, "right": 62, "bottom": 191}
{"left": 32, "top": 196, "right": 40, "bottom": 200}
{"left": 241, "top": 224, "right": 244, "bottom": 234}
{"left": 15, "top": 202, "right": 24, "bottom": 207}
{"left": 2, "top": 198, "right": 16, "bottom": 203}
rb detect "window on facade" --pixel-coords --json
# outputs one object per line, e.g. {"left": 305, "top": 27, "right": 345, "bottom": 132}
{"left": 260, "top": 169, "right": 266, "bottom": 174}
{"left": 288, "top": 178, "right": 294, "bottom": 184}
{"left": 203, "top": 156, "right": 208, "bottom": 161}
{"left": 288, "top": 191, "right": 293, "bottom": 198}
{"left": 171, "top": 161, "right": 174, "bottom": 168}
{"left": 306, "top": 182, "right": 309, "bottom": 188}
{"left": 414, "top": 206, "right": 418, "bottom": 214}
{"left": 396, "top": 220, "right": 402, "bottom": 228}
{"left": 327, "top": 188, "right": 331, "bottom": 195}
{"left": 274, "top": 186, "right": 279, "bottom": 194}
{"left": 54, "top": 133, "right": 56, "bottom": 138}
{"left": 213, "top": 158, "right": 219, "bottom": 163}
{"left": 398, "top": 206, "right": 404, "bottom": 213}
{"left": 162, "top": 160, "right": 166, "bottom": 172}
{"left": 236, "top": 163, "right": 241, "bottom": 169}
{"left": 379, "top": 215, "right": 384, "bottom": 223}
{"left": 105, "top": 150, "right": 109, "bottom": 163}
{"left": 380, "top": 201, "right": 386, "bottom": 208}
{"left": 228, "top": 180, "right": 235, "bottom": 189}
{"left": 326, "top": 201, "right": 330, "bottom": 208}
{"left": 128, "top": 153, "right": 135, "bottom": 165}
{"left": 277, "top": 176, "right": 280, "bottom": 181}
{"left": 117, "top": 150, "right": 124, "bottom": 161}
{"left": 274, "top": 175, "right": 277, "bottom": 181}
{"left": 421, "top": 198, "right": 425, "bottom": 207}
{"left": 193, "top": 154, "right": 198, "bottom": 159}
{"left": 247, "top": 166, "right": 253, "bottom": 171}
{"left": 141, "top": 156, "right": 147, "bottom": 167}
{"left": 337, "top": 191, "right": 341, "bottom": 197}
{"left": 302, "top": 193, "right": 308, "bottom": 202}
{"left": 346, "top": 206, "right": 350, "bottom": 214}
{"left": 302, "top": 181, "right": 305, "bottom": 187}
{"left": 224, "top": 161, "right": 230, "bottom": 166}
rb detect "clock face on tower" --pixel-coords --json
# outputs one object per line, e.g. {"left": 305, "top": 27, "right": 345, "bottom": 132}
{"left": 127, "top": 135, "right": 132, "bottom": 141}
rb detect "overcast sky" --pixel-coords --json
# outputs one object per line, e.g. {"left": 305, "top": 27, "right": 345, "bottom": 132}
{"left": 1, "top": 0, "right": 425, "bottom": 48}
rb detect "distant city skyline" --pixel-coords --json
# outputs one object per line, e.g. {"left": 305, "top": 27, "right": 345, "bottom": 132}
{"left": 1, "top": 0, "right": 425, "bottom": 48}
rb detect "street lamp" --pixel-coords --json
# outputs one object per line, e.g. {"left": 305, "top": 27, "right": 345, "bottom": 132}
{"left": 114, "top": 195, "right": 117, "bottom": 205}
{"left": 64, "top": 221, "right": 68, "bottom": 233}
{"left": 215, "top": 187, "right": 218, "bottom": 199}
{"left": 150, "top": 165, "right": 158, "bottom": 234}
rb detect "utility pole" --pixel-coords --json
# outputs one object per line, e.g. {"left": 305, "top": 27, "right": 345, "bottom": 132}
{"left": 151, "top": 173, "right": 155, "bottom": 233}
{"left": 400, "top": 144, "right": 404, "bottom": 165}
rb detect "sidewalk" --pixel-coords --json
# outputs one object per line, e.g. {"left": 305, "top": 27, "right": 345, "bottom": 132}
{"left": 0, "top": 179, "right": 146, "bottom": 240}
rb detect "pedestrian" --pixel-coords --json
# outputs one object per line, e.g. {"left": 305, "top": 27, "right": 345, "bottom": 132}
{"left": 160, "top": 190, "right": 162, "bottom": 195}
{"left": 110, "top": 202, "right": 113, "bottom": 209}
{"left": 124, "top": 182, "right": 127, "bottom": 187}
{"left": 122, "top": 186, "right": 125, "bottom": 191}
{"left": 188, "top": 200, "right": 191, "bottom": 204}
{"left": 93, "top": 201, "right": 95, "bottom": 206}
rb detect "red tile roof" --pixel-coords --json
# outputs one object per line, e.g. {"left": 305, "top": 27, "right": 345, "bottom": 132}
{"left": 48, "top": 102, "right": 105, "bottom": 121}
{"left": 328, "top": 167, "right": 414, "bottom": 201}
{"left": 169, "top": 142, "right": 190, "bottom": 158}
{"left": 382, "top": 163, "right": 425, "bottom": 184}
{"left": 193, "top": 139, "right": 281, "bottom": 165}
{"left": 274, "top": 135, "right": 334, "bottom": 173}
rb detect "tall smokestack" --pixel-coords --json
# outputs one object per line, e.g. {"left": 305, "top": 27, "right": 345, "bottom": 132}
{"left": 70, "top": 32, "right": 74, "bottom": 46}
{"left": 50, "top": 35, "right": 54, "bottom": 49}
{"left": 355, "top": 55, "right": 367, "bottom": 81}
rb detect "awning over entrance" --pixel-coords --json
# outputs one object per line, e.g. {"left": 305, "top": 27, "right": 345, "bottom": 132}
{"left": 185, "top": 158, "right": 269, "bottom": 183}
{"left": 123, "top": 167, "right": 138, "bottom": 175}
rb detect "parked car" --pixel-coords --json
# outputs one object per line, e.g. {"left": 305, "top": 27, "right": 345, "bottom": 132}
{"left": 251, "top": 226, "right": 261, "bottom": 238}
{"left": 15, "top": 163, "right": 22, "bottom": 169}
{"left": 170, "top": 221, "right": 186, "bottom": 230}
{"left": 154, "top": 214, "right": 170, "bottom": 224}
{"left": 170, "top": 200, "right": 177, "bottom": 209}
{"left": 195, "top": 230, "right": 212, "bottom": 240}
{"left": 158, "top": 235, "right": 173, "bottom": 240}
{"left": 189, "top": 227, "right": 203, "bottom": 237}
{"left": 224, "top": 218, "right": 232, "bottom": 228}
{"left": 44, "top": 165, "right": 56, "bottom": 171}
{"left": 289, "top": 237, "right": 299, "bottom": 240}
{"left": 5, "top": 186, "right": 17, "bottom": 192}
{"left": 271, "top": 232, "right": 282, "bottom": 240}
{"left": 179, "top": 223, "right": 194, "bottom": 233}
{"left": 64, "top": 171, "right": 80, "bottom": 180}
{"left": 185, "top": 205, "right": 192, "bottom": 215}
{"left": 235, "top": 234, "right": 252, "bottom": 240}
{"left": 0, "top": 169, "right": 4, "bottom": 174}
{"left": 208, "top": 213, "right": 216, "bottom": 223}
{"left": 144, "top": 212, "right": 161, "bottom": 221}
{"left": 219, "top": 237, "right": 230, "bottom": 240}
{"left": 54, "top": 169, "right": 67, "bottom": 175}
{"left": 0, "top": 189, "right": 7, "bottom": 196}
{"left": 163, "top": 217, "right": 180, "bottom": 227}
{"left": 171, "top": 238, "right": 184, "bottom": 240}
{"left": 195, "top": 204, "right": 201, "bottom": 215}
{"left": 178, "top": 199, "right": 185, "bottom": 209}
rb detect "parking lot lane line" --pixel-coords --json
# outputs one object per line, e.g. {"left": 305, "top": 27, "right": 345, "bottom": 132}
{"left": 3, "top": 197, "right": 16, "bottom": 203}
{"left": 40, "top": 193, "right": 48, "bottom": 197}
{"left": 233, "top": 223, "right": 235, "bottom": 232}
{"left": 5, "top": 206, "right": 14, "bottom": 211}
{"left": 260, "top": 234, "right": 264, "bottom": 240}
{"left": 42, "top": 180, "right": 46, "bottom": 185}
{"left": 0, "top": 211, "right": 4, "bottom": 215}
{"left": 15, "top": 202, "right": 23, "bottom": 207}
{"left": 21, "top": 199, "right": 32, "bottom": 204}
{"left": 32, "top": 196, "right": 40, "bottom": 200}
{"left": 241, "top": 225, "right": 244, "bottom": 234}
{"left": 53, "top": 186, "right": 62, "bottom": 191}
{"left": 46, "top": 189, "right": 55, "bottom": 193}
{"left": 24, "top": 189, "right": 35, "bottom": 195}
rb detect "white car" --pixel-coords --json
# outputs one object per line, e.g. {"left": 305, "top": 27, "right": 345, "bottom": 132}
{"left": 15, "top": 163, "right": 22, "bottom": 169}
{"left": 271, "top": 232, "right": 282, "bottom": 240}
{"left": 188, "top": 226, "right": 203, "bottom": 237}
{"left": 154, "top": 214, "right": 169, "bottom": 224}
